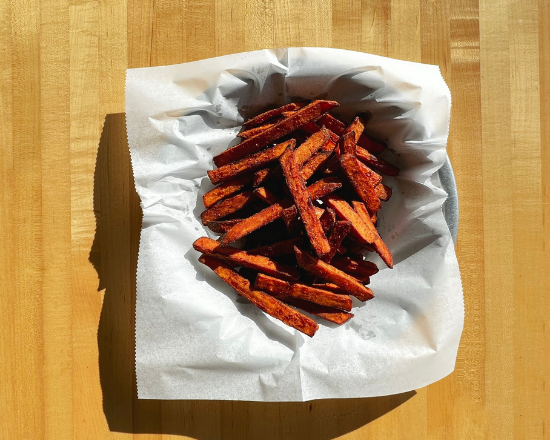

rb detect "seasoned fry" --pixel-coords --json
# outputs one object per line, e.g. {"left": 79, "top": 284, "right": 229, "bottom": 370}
{"left": 253, "top": 167, "right": 272, "bottom": 187}
{"left": 198, "top": 254, "right": 318, "bottom": 336}
{"left": 282, "top": 298, "right": 353, "bottom": 325}
{"left": 339, "top": 153, "right": 382, "bottom": 213}
{"left": 294, "top": 127, "right": 330, "bottom": 167}
{"left": 248, "top": 237, "right": 303, "bottom": 258}
{"left": 243, "top": 102, "right": 303, "bottom": 127}
{"left": 220, "top": 203, "right": 284, "bottom": 246}
{"left": 201, "top": 190, "right": 254, "bottom": 224}
{"left": 255, "top": 273, "right": 353, "bottom": 311}
{"left": 206, "top": 219, "right": 243, "bottom": 233}
{"left": 253, "top": 187, "right": 280, "bottom": 205}
{"left": 323, "top": 194, "right": 378, "bottom": 244}
{"left": 294, "top": 247, "right": 374, "bottom": 301}
{"left": 214, "top": 100, "right": 339, "bottom": 167}
{"left": 352, "top": 201, "right": 394, "bottom": 268}
{"left": 196, "top": 101, "right": 402, "bottom": 335}
{"left": 238, "top": 122, "right": 276, "bottom": 139}
{"left": 356, "top": 146, "right": 399, "bottom": 176}
{"left": 331, "top": 255, "right": 379, "bottom": 276}
{"left": 374, "top": 183, "right": 392, "bottom": 201}
{"left": 203, "top": 173, "right": 252, "bottom": 209}
{"left": 319, "top": 207, "right": 337, "bottom": 232}
{"left": 317, "top": 113, "right": 386, "bottom": 154}
{"left": 208, "top": 139, "right": 293, "bottom": 185}
{"left": 322, "top": 221, "right": 352, "bottom": 263}
{"left": 280, "top": 146, "right": 331, "bottom": 257}
{"left": 194, "top": 237, "right": 300, "bottom": 281}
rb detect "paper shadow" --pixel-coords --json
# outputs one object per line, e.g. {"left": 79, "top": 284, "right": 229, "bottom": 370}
{"left": 92, "top": 113, "right": 416, "bottom": 440}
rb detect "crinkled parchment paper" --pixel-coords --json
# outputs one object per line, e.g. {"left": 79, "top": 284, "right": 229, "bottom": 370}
{"left": 126, "top": 48, "right": 464, "bottom": 401}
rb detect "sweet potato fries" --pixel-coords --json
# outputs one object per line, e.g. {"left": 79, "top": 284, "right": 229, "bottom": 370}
{"left": 195, "top": 101, "right": 397, "bottom": 337}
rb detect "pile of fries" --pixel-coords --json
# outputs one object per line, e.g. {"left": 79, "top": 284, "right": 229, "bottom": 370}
{"left": 193, "top": 100, "right": 398, "bottom": 337}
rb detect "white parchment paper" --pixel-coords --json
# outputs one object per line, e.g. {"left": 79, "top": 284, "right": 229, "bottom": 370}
{"left": 126, "top": 48, "right": 464, "bottom": 401}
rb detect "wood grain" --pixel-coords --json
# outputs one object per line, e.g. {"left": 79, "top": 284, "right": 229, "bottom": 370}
{"left": 1, "top": 0, "right": 549, "bottom": 438}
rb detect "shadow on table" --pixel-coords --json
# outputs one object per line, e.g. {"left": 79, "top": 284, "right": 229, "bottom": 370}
{"left": 91, "top": 113, "right": 416, "bottom": 440}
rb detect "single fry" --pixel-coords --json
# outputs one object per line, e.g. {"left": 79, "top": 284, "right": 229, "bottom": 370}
{"left": 323, "top": 194, "right": 378, "bottom": 243}
{"left": 356, "top": 146, "right": 399, "bottom": 176}
{"left": 352, "top": 201, "right": 394, "bottom": 269}
{"left": 253, "top": 187, "right": 280, "bottom": 205}
{"left": 318, "top": 113, "right": 386, "bottom": 154}
{"left": 319, "top": 207, "right": 337, "bottom": 233}
{"left": 322, "top": 220, "right": 352, "bottom": 263}
{"left": 221, "top": 203, "right": 284, "bottom": 246}
{"left": 206, "top": 219, "right": 243, "bottom": 233}
{"left": 375, "top": 183, "right": 392, "bottom": 201}
{"left": 200, "top": 190, "right": 254, "bottom": 224}
{"left": 238, "top": 122, "right": 276, "bottom": 139}
{"left": 253, "top": 167, "right": 272, "bottom": 187}
{"left": 255, "top": 273, "right": 353, "bottom": 311}
{"left": 294, "top": 127, "right": 330, "bottom": 167}
{"left": 248, "top": 237, "right": 303, "bottom": 258}
{"left": 300, "top": 137, "right": 337, "bottom": 180}
{"left": 311, "top": 283, "right": 349, "bottom": 296}
{"left": 294, "top": 247, "right": 374, "bottom": 301}
{"left": 331, "top": 255, "right": 379, "bottom": 276}
{"left": 282, "top": 298, "right": 353, "bottom": 325}
{"left": 203, "top": 173, "right": 252, "bottom": 209}
{"left": 194, "top": 237, "right": 300, "bottom": 281}
{"left": 198, "top": 254, "right": 318, "bottom": 337}
{"left": 208, "top": 139, "right": 293, "bottom": 185}
{"left": 214, "top": 100, "right": 339, "bottom": 167}
{"left": 339, "top": 153, "right": 381, "bottom": 213}
{"left": 280, "top": 146, "right": 331, "bottom": 257}
{"left": 243, "top": 102, "right": 303, "bottom": 127}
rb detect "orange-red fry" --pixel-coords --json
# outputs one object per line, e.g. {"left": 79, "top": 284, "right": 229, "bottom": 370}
{"left": 323, "top": 194, "right": 378, "bottom": 244}
{"left": 200, "top": 190, "right": 254, "bottom": 224}
{"left": 214, "top": 100, "right": 339, "bottom": 167}
{"left": 220, "top": 203, "right": 284, "bottom": 246}
{"left": 281, "top": 298, "right": 353, "bottom": 325}
{"left": 243, "top": 102, "right": 304, "bottom": 127}
{"left": 202, "top": 173, "right": 252, "bottom": 209}
{"left": 280, "top": 146, "right": 331, "bottom": 257}
{"left": 194, "top": 236, "right": 300, "bottom": 281}
{"left": 352, "top": 201, "right": 393, "bottom": 269}
{"left": 247, "top": 237, "right": 303, "bottom": 258}
{"left": 339, "top": 153, "right": 381, "bottom": 213}
{"left": 198, "top": 254, "right": 318, "bottom": 337}
{"left": 374, "top": 183, "right": 392, "bottom": 201}
{"left": 208, "top": 139, "right": 293, "bottom": 185}
{"left": 294, "top": 127, "right": 330, "bottom": 167}
{"left": 255, "top": 273, "right": 353, "bottom": 311}
{"left": 294, "top": 247, "right": 374, "bottom": 301}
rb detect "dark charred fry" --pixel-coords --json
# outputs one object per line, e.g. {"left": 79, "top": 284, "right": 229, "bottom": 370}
{"left": 322, "top": 221, "right": 352, "bottom": 263}
{"left": 198, "top": 254, "right": 318, "bottom": 336}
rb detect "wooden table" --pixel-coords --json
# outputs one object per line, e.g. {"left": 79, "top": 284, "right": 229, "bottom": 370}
{"left": 1, "top": 0, "right": 548, "bottom": 438}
